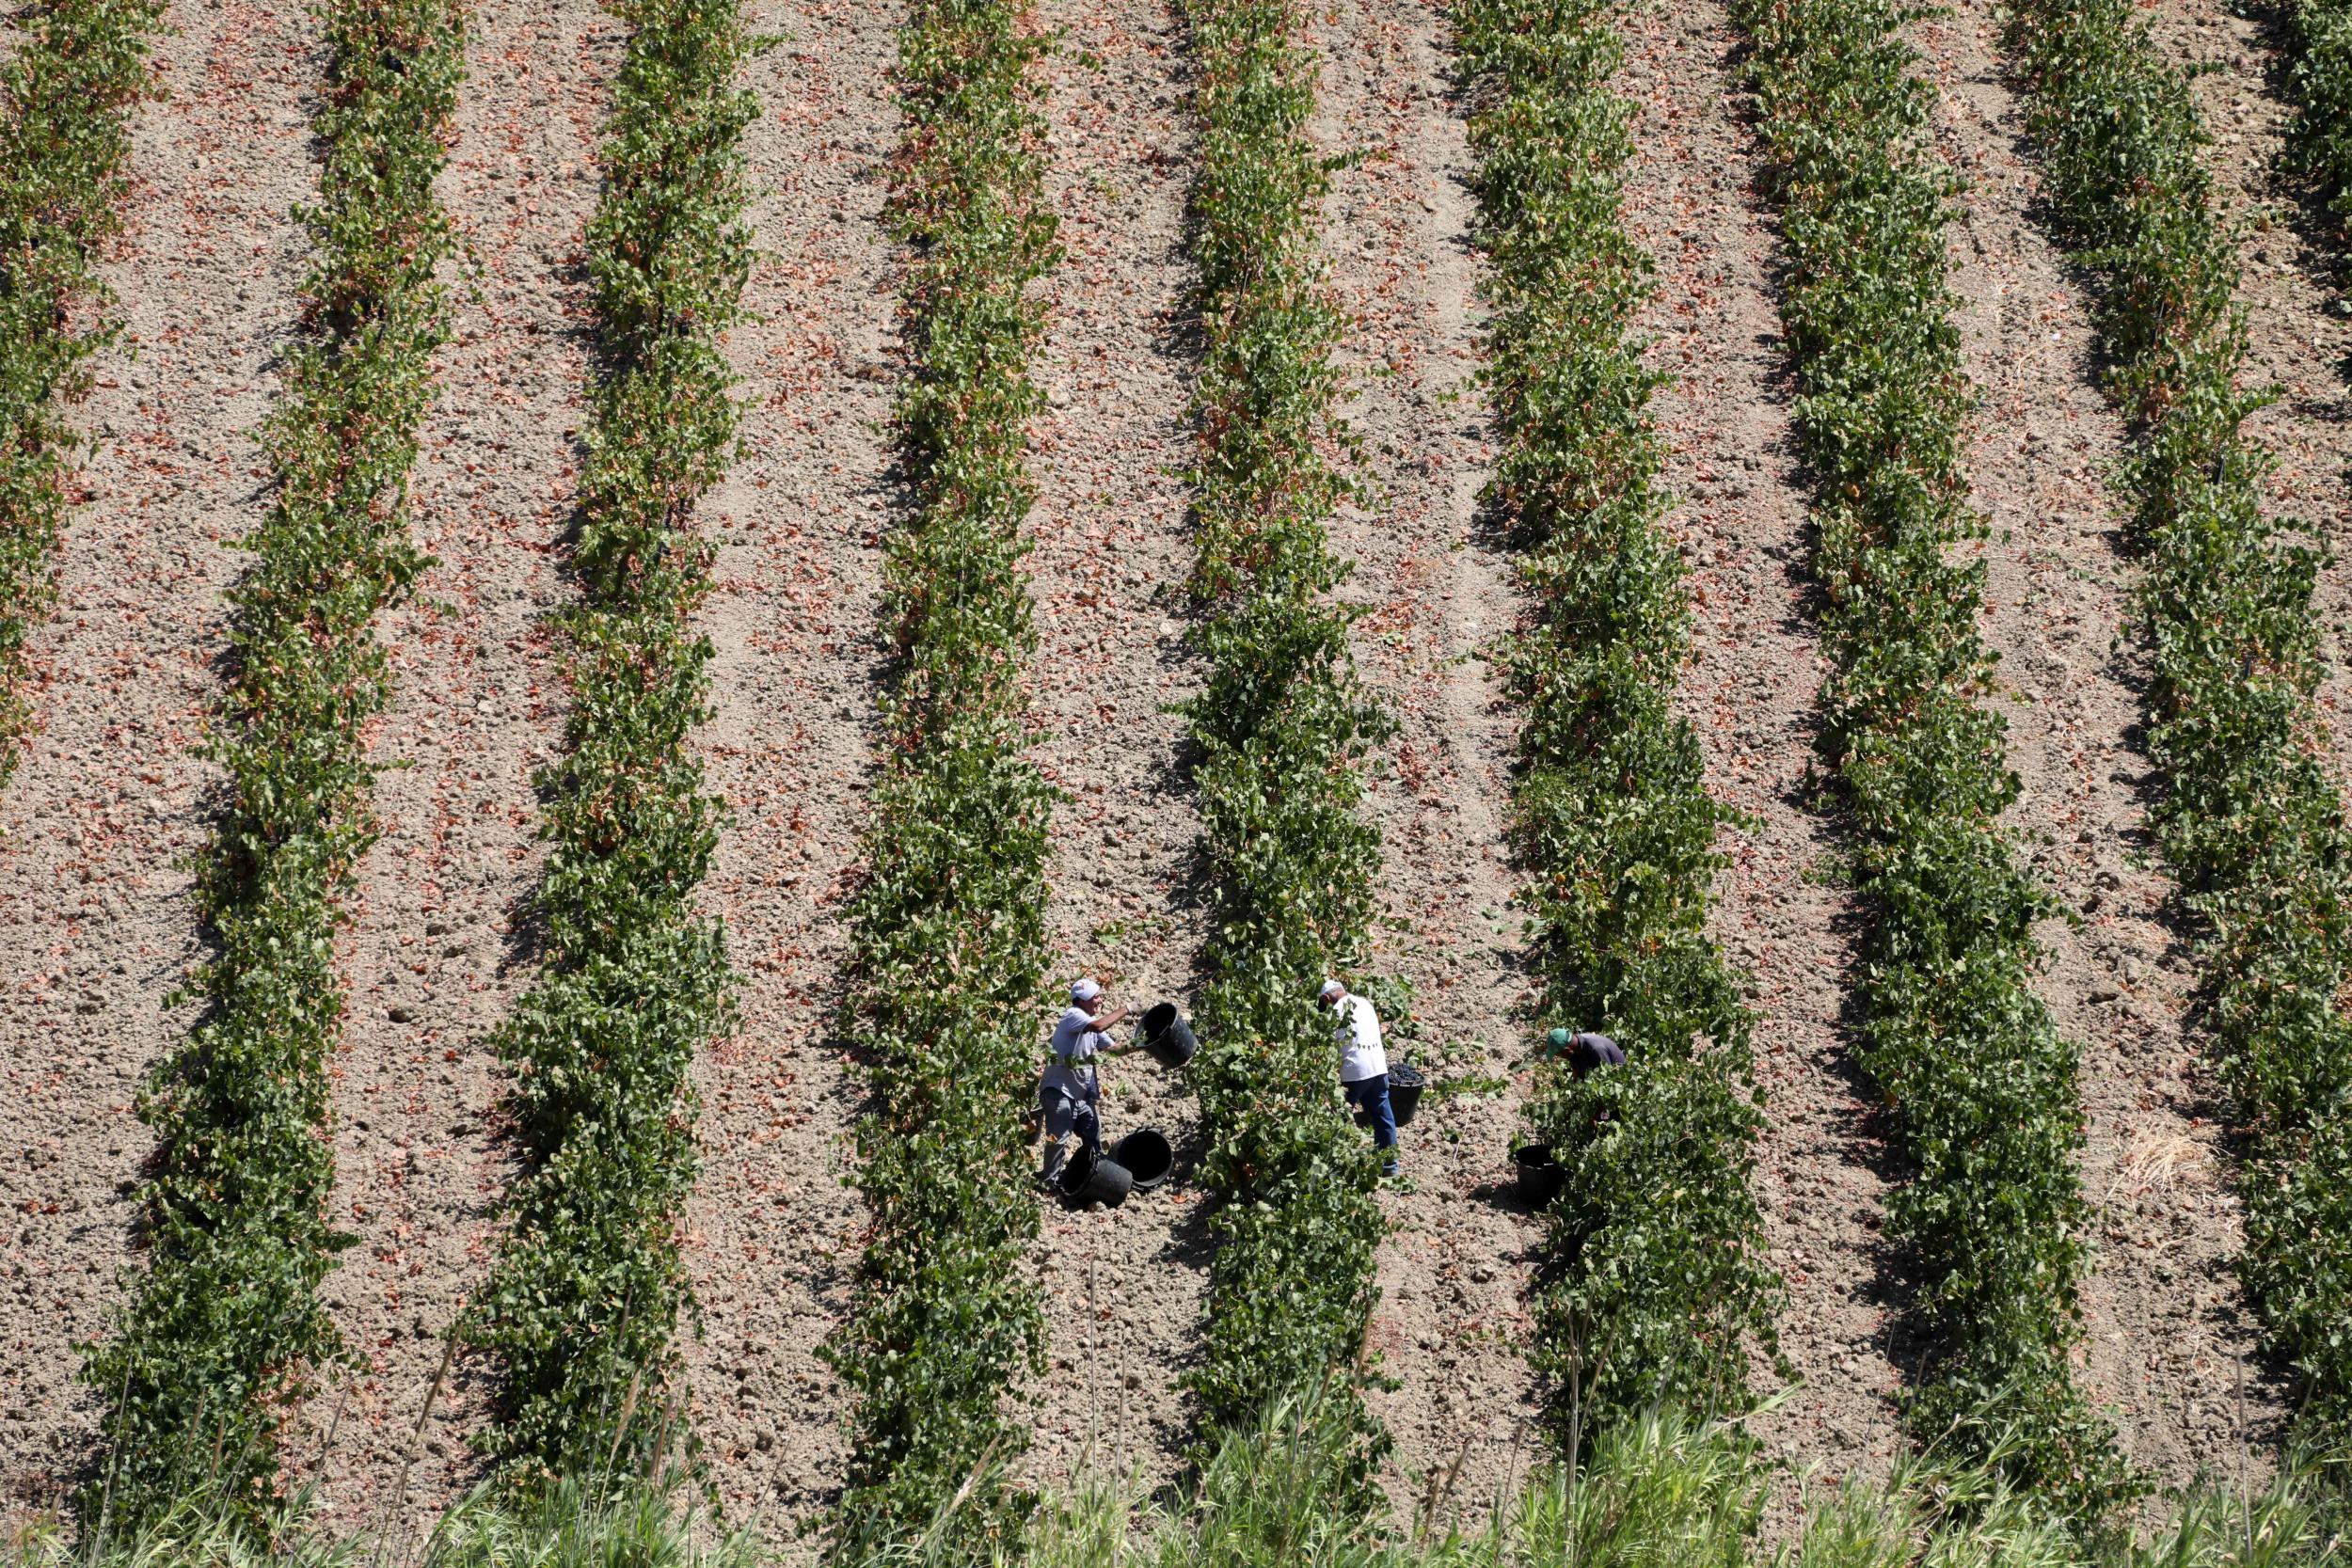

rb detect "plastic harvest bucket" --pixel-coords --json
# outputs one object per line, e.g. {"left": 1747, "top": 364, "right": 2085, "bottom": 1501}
{"left": 1111, "top": 1128, "right": 1174, "bottom": 1190}
{"left": 1140, "top": 1002, "right": 1198, "bottom": 1069}
{"left": 1059, "top": 1143, "right": 1135, "bottom": 1207}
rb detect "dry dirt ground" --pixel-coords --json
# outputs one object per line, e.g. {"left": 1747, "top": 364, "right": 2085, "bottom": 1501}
{"left": 669, "top": 0, "right": 898, "bottom": 1534}
{"left": 7, "top": 0, "right": 2346, "bottom": 1542}
{"left": 1311, "top": 0, "right": 1547, "bottom": 1525}
{"left": 1016, "top": 0, "right": 1209, "bottom": 1505}
{"left": 285, "top": 0, "right": 616, "bottom": 1535}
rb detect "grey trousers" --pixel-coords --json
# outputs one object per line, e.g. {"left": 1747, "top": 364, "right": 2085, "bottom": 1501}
{"left": 1039, "top": 1084, "right": 1101, "bottom": 1181}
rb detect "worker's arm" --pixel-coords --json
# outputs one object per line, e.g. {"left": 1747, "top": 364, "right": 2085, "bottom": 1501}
{"left": 1085, "top": 1012, "right": 1152, "bottom": 1057}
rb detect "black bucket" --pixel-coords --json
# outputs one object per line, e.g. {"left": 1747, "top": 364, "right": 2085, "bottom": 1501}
{"left": 1388, "top": 1063, "right": 1426, "bottom": 1128}
{"left": 1059, "top": 1143, "right": 1134, "bottom": 1208}
{"left": 1140, "top": 1002, "right": 1198, "bottom": 1069}
{"left": 1514, "top": 1143, "right": 1565, "bottom": 1208}
{"left": 1112, "top": 1128, "right": 1173, "bottom": 1191}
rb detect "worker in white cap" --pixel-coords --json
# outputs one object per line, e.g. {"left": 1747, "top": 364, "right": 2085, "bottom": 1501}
{"left": 1318, "top": 977, "right": 1397, "bottom": 1177}
{"left": 1039, "top": 977, "right": 1137, "bottom": 1189}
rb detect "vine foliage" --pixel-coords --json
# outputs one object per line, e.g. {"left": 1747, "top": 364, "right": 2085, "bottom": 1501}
{"left": 1733, "top": 0, "right": 2134, "bottom": 1521}
{"left": 466, "top": 0, "right": 756, "bottom": 1481}
{"left": 822, "top": 0, "right": 1060, "bottom": 1555}
{"left": 1455, "top": 0, "right": 1782, "bottom": 1440}
{"left": 1177, "top": 0, "right": 1392, "bottom": 1495}
{"left": 84, "top": 0, "right": 462, "bottom": 1528}
{"left": 2011, "top": 0, "right": 2352, "bottom": 1451}
{"left": 0, "top": 0, "right": 161, "bottom": 784}
{"left": 2285, "top": 0, "right": 2352, "bottom": 255}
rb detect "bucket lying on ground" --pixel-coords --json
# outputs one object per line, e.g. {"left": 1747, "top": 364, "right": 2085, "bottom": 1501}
{"left": 1514, "top": 1143, "right": 1565, "bottom": 1207}
{"left": 1388, "top": 1062, "right": 1426, "bottom": 1128}
{"left": 1140, "top": 1002, "right": 1198, "bottom": 1069}
{"left": 1111, "top": 1128, "right": 1173, "bottom": 1190}
{"left": 1059, "top": 1143, "right": 1134, "bottom": 1208}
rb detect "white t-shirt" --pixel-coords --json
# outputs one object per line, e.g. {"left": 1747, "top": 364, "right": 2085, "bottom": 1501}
{"left": 1044, "top": 1006, "right": 1109, "bottom": 1097}
{"left": 1333, "top": 992, "right": 1387, "bottom": 1083}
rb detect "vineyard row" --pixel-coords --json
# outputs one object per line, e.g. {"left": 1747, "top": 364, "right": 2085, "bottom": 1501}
{"left": 825, "top": 0, "right": 1060, "bottom": 1551}
{"left": 2010, "top": 0, "right": 2352, "bottom": 1450}
{"left": 465, "top": 0, "right": 758, "bottom": 1480}
{"left": 0, "top": 0, "right": 159, "bottom": 786}
{"left": 1454, "top": 0, "right": 1781, "bottom": 1439}
{"left": 2287, "top": 0, "right": 2352, "bottom": 251}
{"left": 86, "top": 0, "right": 463, "bottom": 1527}
{"left": 1176, "top": 0, "right": 1394, "bottom": 1488}
{"left": 1735, "top": 0, "right": 2133, "bottom": 1521}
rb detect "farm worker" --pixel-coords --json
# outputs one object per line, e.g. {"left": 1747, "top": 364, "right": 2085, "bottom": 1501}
{"left": 1320, "top": 977, "right": 1398, "bottom": 1178}
{"left": 1039, "top": 977, "right": 1136, "bottom": 1189}
{"left": 1546, "top": 1027, "right": 1625, "bottom": 1079}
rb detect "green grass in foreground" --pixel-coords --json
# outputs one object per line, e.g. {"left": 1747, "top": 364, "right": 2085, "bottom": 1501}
{"left": 15, "top": 1392, "right": 2344, "bottom": 1568}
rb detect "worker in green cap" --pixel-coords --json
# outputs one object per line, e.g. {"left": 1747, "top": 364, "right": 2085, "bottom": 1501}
{"left": 1546, "top": 1027, "right": 1624, "bottom": 1079}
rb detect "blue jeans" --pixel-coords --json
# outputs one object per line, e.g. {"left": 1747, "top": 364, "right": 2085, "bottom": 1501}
{"left": 1345, "top": 1074, "right": 1398, "bottom": 1165}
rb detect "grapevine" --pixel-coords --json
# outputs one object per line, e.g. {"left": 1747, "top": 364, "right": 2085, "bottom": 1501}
{"left": 1454, "top": 0, "right": 1783, "bottom": 1439}
{"left": 465, "top": 0, "right": 756, "bottom": 1480}
{"left": 83, "top": 0, "right": 463, "bottom": 1527}
{"left": 0, "top": 0, "right": 161, "bottom": 786}
{"left": 821, "top": 0, "right": 1060, "bottom": 1553}
{"left": 1733, "top": 0, "right": 2135, "bottom": 1520}
{"left": 2010, "top": 0, "right": 2352, "bottom": 1450}
{"left": 1176, "top": 0, "right": 1393, "bottom": 1491}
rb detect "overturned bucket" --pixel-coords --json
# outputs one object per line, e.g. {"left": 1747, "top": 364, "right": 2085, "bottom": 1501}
{"left": 1140, "top": 1002, "right": 1198, "bottom": 1069}
{"left": 1059, "top": 1143, "right": 1135, "bottom": 1208}
{"left": 1514, "top": 1143, "right": 1565, "bottom": 1208}
{"left": 1111, "top": 1128, "right": 1174, "bottom": 1191}
{"left": 1389, "top": 1062, "right": 1426, "bottom": 1128}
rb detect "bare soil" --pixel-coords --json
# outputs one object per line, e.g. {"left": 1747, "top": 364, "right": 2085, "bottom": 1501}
{"left": 1611, "top": 0, "right": 1906, "bottom": 1496}
{"left": 1308, "top": 0, "right": 1545, "bottom": 1522}
{"left": 1015, "top": 0, "right": 1210, "bottom": 1505}
{"left": 675, "top": 0, "right": 904, "bottom": 1538}
{"left": 281, "top": 0, "right": 619, "bottom": 1538}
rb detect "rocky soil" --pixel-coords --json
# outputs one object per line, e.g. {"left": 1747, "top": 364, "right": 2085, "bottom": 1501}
{"left": 1015, "top": 0, "right": 1209, "bottom": 1504}
{"left": 674, "top": 0, "right": 902, "bottom": 1536}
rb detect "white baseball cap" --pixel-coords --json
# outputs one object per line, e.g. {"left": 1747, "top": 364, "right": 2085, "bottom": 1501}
{"left": 1072, "top": 977, "right": 1103, "bottom": 1005}
{"left": 1318, "top": 978, "right": 1344, "bottom": 1001}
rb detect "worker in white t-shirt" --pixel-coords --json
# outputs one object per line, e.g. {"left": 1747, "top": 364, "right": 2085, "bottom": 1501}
{"left": 1038, "top": 976, "right": 1137, "bottom": 1189}
{"left": 1319, "top": 977, "right": 1398, "bottom": 1177}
